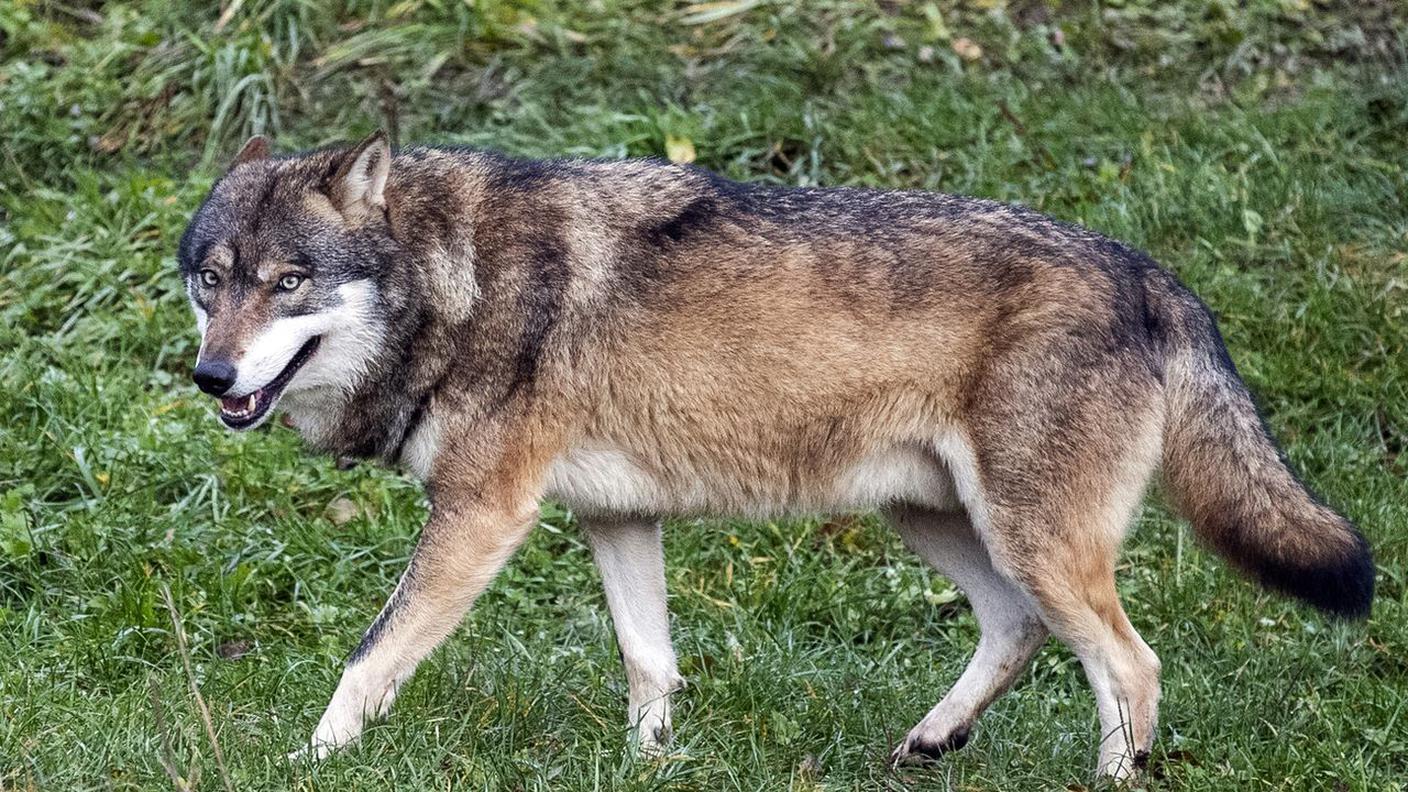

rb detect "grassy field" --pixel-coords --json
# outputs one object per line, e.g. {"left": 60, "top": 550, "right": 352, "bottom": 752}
{"left": 3, "top": 1, "right": 1407, "bottom": 789}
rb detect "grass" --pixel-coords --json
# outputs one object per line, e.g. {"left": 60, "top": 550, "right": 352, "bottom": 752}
{"left": 2, "top": 1, "right": 1407, "bottom": 789}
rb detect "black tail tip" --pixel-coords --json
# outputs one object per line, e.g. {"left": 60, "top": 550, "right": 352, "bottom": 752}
{"left": 1257, "top": 531, "right": 1375, "bottom": 620}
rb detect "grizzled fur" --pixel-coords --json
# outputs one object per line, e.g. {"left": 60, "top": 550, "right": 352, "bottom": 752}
{"left": 178, "top": 132, "right": 1372, "bottom": 779}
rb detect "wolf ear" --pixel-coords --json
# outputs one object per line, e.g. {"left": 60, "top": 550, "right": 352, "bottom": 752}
{"left": 328, "top": 130, "right": 391, "bottom": 221}
{"left": 232, "top": 135, "right": 271, "bottom": 167}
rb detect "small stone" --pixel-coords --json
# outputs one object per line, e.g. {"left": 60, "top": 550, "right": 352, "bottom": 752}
{"left": 217, "top": 640, "right": 251, "bottom": 660}
{"left": 324, "top": 496, "right": 359, "bottom": 526}
{"left": 798, "top": 753, "right": 822, "bottom": 780}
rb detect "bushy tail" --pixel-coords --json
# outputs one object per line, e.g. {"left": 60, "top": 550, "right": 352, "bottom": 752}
{"left": 1152, "top": 280, "right": 1373, "bottom": 618}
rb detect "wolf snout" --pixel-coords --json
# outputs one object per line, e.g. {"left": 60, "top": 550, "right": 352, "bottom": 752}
{"left": 193, "top": 359, "right": 238, "bottom": 396}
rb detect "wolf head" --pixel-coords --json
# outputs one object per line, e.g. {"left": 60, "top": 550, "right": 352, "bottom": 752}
{"left": 178, "top": 132, "right": 401, "bottom": 431}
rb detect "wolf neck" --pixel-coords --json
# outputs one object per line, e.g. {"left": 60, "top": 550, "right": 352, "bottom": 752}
{"left": 288, "top": 153, "right": 489, "bottom": 468}
{"left": 309, "top": 302, "right": 456, "bottom": 466}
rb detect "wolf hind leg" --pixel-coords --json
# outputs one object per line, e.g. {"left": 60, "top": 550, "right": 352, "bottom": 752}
{"left": 885, "top": 506, "right": 1048, "bottom": 764}
{"left": 1009, "top": 542, "right": 1162, "bottom": 780}
{"left": 583, "top": 516, "right": 683, "bottom": 754}
{"left": 956, "top": 360, "right": 1166, "bottom": 779}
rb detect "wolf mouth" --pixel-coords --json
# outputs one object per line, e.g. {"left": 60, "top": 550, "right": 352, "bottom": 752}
{"left": 219, "top": 336, "right": 322, "bottom": 429}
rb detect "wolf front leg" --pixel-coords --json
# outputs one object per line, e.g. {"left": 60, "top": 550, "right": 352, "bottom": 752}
{"left": 299, "top": 491, "right": 540, "bottom": 758}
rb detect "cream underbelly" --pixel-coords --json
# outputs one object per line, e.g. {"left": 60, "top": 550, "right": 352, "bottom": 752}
{"left": 543, "top": 442, "right": 962, "bottom": 518}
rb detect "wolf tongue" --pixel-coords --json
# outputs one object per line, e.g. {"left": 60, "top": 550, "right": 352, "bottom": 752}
{"left": 221, "top": 395, "right": 244, "bottom": 412}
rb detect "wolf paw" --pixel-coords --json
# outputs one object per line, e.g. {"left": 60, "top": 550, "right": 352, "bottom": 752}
{"left": 287, "top": 739, "right": 338, "bottom": 763}
{"left": 890, "top": 725, "right": 971, "bottom": 767}
{"left": 1096, "top": 748, "right": 1150, "bottom": 782}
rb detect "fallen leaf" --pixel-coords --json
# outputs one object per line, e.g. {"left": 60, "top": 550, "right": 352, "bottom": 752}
{"left": 680, "top": 1, "right": 759, "bottom": 25}
{"left": 952, "top": 37, "right": 983, "bottom": 62}
{"left": 92, "top": 131, "right": 125, "bottom": 154}
{"left": 665, "top": 134, "right": 696, "bottom": 164}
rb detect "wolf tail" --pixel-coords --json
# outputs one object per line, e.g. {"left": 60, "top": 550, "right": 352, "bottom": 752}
{"left": 1150, "top": 276, "right": 1373, "bottom": 618}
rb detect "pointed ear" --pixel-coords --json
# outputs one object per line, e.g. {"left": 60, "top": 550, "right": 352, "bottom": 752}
{"left": 232, "top": 135, "right": 271, "bottom": 167}
{"left": 328, "top": 130, "right": 391, "bottom": 220}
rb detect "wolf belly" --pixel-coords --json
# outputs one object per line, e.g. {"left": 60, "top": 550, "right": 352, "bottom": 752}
{"left": 544, "top": 441, "right": 961, "bottom": 518}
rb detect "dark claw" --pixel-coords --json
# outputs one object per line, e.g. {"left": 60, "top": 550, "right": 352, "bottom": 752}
{"left": 892, "top": 726, "right": 971, "bottom": 766}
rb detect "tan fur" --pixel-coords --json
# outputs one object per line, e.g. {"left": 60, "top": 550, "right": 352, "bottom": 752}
{"left": 409, "top": 168, "right": 1170, "bottom": 777}
{"left": 185, "top": 136, "right": 1370, "bottom": 778}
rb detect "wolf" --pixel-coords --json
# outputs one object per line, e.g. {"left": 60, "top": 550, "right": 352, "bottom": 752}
{"left": 178, "top": 131, "right": 1373, "bottom": 779}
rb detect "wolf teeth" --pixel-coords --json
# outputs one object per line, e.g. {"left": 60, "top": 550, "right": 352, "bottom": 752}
{"left": 222, "top": 393, "right": 259, "bottom": 419}
{"left": 219, "top": 391, "right": 265, "bottom": 421}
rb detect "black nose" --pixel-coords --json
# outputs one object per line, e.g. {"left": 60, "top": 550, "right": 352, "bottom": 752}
{"left": 193, "top": 359, "right": 237, "bottom": 396}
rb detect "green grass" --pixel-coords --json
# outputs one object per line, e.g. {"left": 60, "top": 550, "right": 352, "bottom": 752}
{"left": 3, "top": 1, "right": 1407, "bottom": 789}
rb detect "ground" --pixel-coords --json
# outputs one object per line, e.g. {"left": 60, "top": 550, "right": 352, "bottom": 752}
{"left": 2, "top": 1, "right": 1406, "bottom": 789}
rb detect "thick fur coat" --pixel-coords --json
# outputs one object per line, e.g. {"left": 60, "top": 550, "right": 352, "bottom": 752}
{"left": 178, "top": 133, "right": 1372, "bottom": 778}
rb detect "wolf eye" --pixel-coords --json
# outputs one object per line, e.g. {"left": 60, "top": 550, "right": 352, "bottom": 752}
{"left": 199, "top": 269, "right": 220, "bottom": 287}
{"left": 277, "top": 273, "right": 305, "bottom": 292}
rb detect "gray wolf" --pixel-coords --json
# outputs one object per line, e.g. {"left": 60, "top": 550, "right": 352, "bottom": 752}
{"left": 178, "top": 131, "right": 1373, "bottom": 779}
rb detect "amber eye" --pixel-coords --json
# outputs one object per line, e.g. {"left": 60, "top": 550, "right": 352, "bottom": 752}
{"left": 277, "top": 273, "right": 305, "bottom": 292}
{"left": 199, "top": 269, "right": 220, "bottom": 287}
